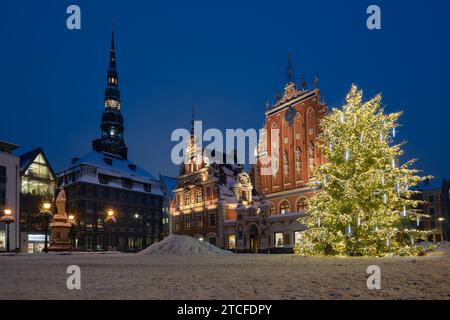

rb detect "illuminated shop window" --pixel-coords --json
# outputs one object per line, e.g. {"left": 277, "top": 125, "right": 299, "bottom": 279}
{"left": 228, "top": 235, "right": 236, "bottom": 250}
{"left": 275, "top": 232, "right": 284, "bottom": 248}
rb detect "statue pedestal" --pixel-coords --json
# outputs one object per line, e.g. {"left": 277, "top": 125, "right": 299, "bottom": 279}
{"left": 49, "top": 214, "right": 72, "bottom": 252}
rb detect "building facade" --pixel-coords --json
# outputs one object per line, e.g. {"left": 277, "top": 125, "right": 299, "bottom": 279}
{"left": 57, "top": 31, "right": 164, "bottom": 252}
{"left": 159, "top": 174, "right": 177, "bottom": 237}
{"left": 169, "top": 144, "right": 273, "bottom": 251}
{"left": 0, "top": 141, "right": 20, "bottom": 252}
{"left": 18, "top": 148, "right": 56, "bottom": 252}
{"left": 252, "top": 61, "right": 327, "bottom": 251}
{"left": 416, "top": 179, "right": 449, "bottom": 242}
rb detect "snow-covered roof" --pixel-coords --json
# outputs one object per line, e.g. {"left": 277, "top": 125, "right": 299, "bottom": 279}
{"left": 61, "top": 151, "right": 157, "bottom": 181}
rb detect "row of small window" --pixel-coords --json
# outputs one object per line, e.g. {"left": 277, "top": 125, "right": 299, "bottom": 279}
{"left": 98, "top": 174, "right": 152, "bottom": 192}
{"left": 226, "top": 231, "right": 304, "bottom": 250}
{"left": 270, "top": 198, "right": 308, "bottom": 215}
{"left": 174, "top": 213, "right": 216, "bottom": 230}
{"left": 67, "top": 185, "right": 160, "bottom": 206}
{"left": 176, "top": 187, "right": 214, "bottom": 206}
{"left": 81, "top": 217, "right": 159, "bottom": 231}
{"left": 81, "top": 235, "right": 159, "bottom": 251}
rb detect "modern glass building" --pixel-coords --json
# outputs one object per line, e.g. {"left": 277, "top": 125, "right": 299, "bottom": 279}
{"left": 18, "top": 148, "right": 55, "bottom": 252}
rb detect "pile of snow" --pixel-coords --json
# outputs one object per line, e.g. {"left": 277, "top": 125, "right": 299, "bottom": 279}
{"left": 138, "top": 235, "right": 233, "bottom": 256}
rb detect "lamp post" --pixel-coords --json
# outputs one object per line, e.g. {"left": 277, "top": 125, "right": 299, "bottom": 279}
{"left": 105, "top": 209, "right": 116, "bottom": 251}
{"left": 1, "top": 208, "right": 15, "bottom": 253}
{"left": 68, "top": 214, "right": 77, "bottom": 249}
{"left": 40, "top": 202, "right": 53, "bottom": 253}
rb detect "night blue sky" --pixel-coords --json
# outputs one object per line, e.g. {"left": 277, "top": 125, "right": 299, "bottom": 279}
{"left": 1, "top": 0, "right": 449, "bottom": 181}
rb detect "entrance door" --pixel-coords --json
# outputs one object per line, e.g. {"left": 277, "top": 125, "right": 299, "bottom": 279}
{"left": 247, "top": 225, "right": 259, "bottom": 253}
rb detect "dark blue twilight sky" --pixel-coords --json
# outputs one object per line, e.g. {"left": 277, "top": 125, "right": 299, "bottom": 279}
{"left": 1, "top": 0, "right": 449, "bottom": 180}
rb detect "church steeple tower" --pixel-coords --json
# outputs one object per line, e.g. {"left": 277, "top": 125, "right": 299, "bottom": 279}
{"left": 92, "top": 28, "right": 128, "bottom": 159}
{"left": 105, "top": 29, "right": 120, "bottom": 109}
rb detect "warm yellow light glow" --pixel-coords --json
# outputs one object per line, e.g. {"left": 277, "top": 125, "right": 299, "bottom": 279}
{"left": 68, "top": 214, "right": 75, "bottom": 221}
{"left": 108, "top": 209, "right": 115, "bottom": 217}
{"left": 4, "top": 208, "right": 12, "bottom": 216}
{"left": 43, "top": 202, "right": 51, "bottom": 210}
{"left": 438, "top": 217, "right": 445, "bottom": 222}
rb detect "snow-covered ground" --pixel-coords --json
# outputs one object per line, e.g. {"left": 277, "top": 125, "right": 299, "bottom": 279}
{"left": 0, "top": 247, "right": 449, "bottom": 300}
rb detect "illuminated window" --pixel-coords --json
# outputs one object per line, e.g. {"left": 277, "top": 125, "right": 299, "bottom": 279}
{"left": 185, "top": 192, "right": 190, "bottom": 206}
{"left": 275, "top": 232, "right": 284, "bottom": 248}
{"left": 228, "top": 235, "right": 236, "bottom": 250}
{"left": 280, "top": 201, "right": 290, "bottom": 214}
{"left": 294, "top": 231, "right": 303, "bottom": 246}
{"left": 296, "top": 198, "right": 307, "bottom": 212}
{"left": 196, "top": 188, "right": 202, "bottom": 203}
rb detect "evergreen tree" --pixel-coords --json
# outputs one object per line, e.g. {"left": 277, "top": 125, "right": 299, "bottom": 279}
{"left": 297, "top": 85, "right": 432, "bottom": 257}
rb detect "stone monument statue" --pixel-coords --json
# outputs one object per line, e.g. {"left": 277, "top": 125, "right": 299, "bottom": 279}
{"left": 49, "top": 188, "right": 72, "bottom": 251}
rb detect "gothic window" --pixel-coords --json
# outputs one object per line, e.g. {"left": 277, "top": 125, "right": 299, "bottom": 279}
{"left": 283, "top": 150, "right": 289, "bottom": 177}
{"left": 271, "top": 122, "right": 280, "bottom": 178}
{"left": 296, "top": 198, "right": 307, "bottom": 212}
{"left": 280, "top": 201, "right": 290, "bottom": 214}
{"left": 295, "top": 147, "right": 302, "bottom": 175}
{"left": 308, "top": 141, "right": 315, "bottom": 175}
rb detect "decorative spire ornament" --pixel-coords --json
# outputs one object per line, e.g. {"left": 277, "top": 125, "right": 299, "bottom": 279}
{"left": 301, "top": 75, "right": 307, "bottom": 90}
{"left": 287, "top": 53, "right": 294, "bottom": 83}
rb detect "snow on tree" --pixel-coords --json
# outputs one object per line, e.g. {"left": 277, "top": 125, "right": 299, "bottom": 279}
{"left": 296, "top": 85, "right": 433, "bottom": 257}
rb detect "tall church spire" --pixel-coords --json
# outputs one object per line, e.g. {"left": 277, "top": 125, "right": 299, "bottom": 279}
{"left": 92, "top": 28, "right": 128, "bottom": 159}
{"left": 105, "top": 27, "right": 120, "bottom": 110}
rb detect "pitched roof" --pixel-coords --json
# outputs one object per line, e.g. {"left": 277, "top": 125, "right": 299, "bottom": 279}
{"left": 61, "top": 151, "right": 157, "bottom": 182}
{"left": 16, "top": 147, "right": 56, "bottom": 178}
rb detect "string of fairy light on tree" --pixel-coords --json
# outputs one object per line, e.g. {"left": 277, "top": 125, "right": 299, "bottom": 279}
{"left": 297, "top": 85, "right": 432, "bottom": 257}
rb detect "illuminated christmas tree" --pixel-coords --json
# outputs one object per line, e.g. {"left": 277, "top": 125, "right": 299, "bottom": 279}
{"left": 297, "top": 85, "right": 432, "bottom": 257}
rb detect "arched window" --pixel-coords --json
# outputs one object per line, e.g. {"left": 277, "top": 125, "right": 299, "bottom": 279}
{"left": 280, "top": 201, "right": 290, "bottom": 214}
{"left": 296, "top": 198, "right": 307, "bottom": 212}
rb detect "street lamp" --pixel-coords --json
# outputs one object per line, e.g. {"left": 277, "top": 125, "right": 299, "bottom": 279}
{"left": 40, "top": 201, "right": 53, "bottom": 253}
{"left": 1, "top": 208, "right": 15, "bottom": 253}
{"left": 105, "top": 209, "right": 116, "bottom": 251}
